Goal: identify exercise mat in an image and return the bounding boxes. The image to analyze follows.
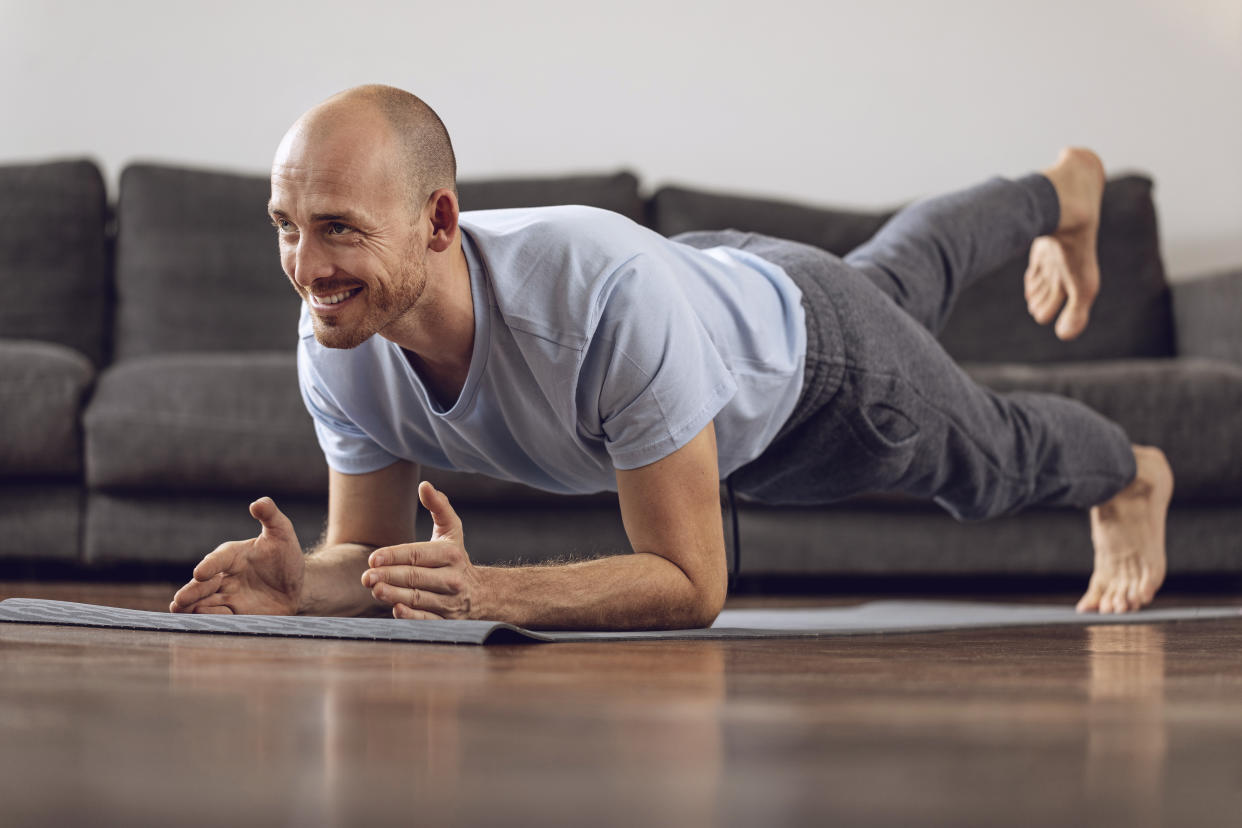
[1,597,1239,644]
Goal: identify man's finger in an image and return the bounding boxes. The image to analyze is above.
[365,563,461,594]
[368,541,457,569]
[393,602,444,621]
[418,481,463,541]
[171,572,225,611]
[250,496,295,543]
[371,582,452,616]
[192,541,247,582]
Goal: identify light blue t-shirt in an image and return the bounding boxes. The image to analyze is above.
[297,205,806,495]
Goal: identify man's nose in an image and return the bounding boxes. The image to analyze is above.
[292,236,334,286]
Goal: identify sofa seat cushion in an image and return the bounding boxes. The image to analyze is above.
[737,502,1242,575]
[0,340,94,478]
[84,353,326,495]
[965,358,1242,501]
[0,483,82,561]
[83,352,614,507]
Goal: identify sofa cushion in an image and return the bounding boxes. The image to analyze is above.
[1172,267,1242,366]
[85,492,329,566]
[0,484,82,561]
[738,502,1242,575]
[84,353,326,495]
[113,165,650,360]
[941,175,1175,363]
[0,159,109,365]
[113,164,295,360]
[654,175,1173,364]
[83,492,627,567]
[965,358,1242,501]
[651,184,895,256]
[0,340,94,478]
[458,171,646,225]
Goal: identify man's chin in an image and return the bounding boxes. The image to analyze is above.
[312,319,374,350]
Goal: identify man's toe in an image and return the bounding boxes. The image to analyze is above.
[1076,578,1105,613]
[1055,301,1090,340]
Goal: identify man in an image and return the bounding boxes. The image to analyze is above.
[170,85,1173,629]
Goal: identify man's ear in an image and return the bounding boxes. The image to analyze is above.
[424,188,460,253]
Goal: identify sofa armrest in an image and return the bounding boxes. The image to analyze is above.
[1171,267,1242,366]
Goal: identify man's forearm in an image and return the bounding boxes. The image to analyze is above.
[299,543,391,617]
[474,552,718,630]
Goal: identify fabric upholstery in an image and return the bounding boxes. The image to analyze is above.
[1172,268,1242,366]
[112,166,648,361]
[85,352,326,495]
[939,175,1175,362]
[113,163,295,359]
[651,183,895,256]
[738,502,1242,575]
[458,171,646,224]
[965,358,1242,501]
[84,491,630,567]
[653,175,1175,364]
[0,159,110,365]
[85,492,328,566]
[0,340,94,478]
[0,485,82,561]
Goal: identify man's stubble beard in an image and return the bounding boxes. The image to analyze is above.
[312,248,428,350]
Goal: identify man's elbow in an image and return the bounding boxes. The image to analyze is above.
[684,578,726,629]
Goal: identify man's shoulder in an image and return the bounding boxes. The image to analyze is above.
[459,205,664,270]
[461,206,674,338]
[459,204,639,237]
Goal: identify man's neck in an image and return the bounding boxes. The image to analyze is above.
[384,242,475,407]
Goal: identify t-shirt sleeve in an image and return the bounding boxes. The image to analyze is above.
[581,255,737,470]
[296,338,400,475]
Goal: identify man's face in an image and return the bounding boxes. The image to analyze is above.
[268,121,426,349]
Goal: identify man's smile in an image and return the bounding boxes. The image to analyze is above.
[310,286,364,311]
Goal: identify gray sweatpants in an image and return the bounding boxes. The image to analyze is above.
[675,174,1136,521]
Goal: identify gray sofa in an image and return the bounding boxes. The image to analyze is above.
[1,158,1238,582]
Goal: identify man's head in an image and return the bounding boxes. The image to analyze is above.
[268,85,459,349]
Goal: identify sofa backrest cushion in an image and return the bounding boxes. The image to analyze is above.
[113,165,648,359]
[459,171,646,225]
[938,175,1175,363]
[113,163,294,359]
[0,159,109,365]
[652,184,895,256]
[653,175,1174,363]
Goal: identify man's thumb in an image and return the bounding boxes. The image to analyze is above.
[250,496,294,540]
[418,481,462,538]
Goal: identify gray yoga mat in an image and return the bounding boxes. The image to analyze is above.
[0,597,1239,644]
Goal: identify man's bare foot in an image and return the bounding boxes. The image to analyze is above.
[1024,147,1106,341]
[1077,445,1174,614]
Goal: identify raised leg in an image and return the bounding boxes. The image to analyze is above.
[844,147,1106,340]
[843,173,1059,336]
[732,228,1167,612]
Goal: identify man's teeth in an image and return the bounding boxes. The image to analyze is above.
[315,288,359,305]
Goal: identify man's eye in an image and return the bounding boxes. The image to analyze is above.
[272,218,295,234]
[328,223,350,236]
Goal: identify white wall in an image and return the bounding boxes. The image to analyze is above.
[2,0,1238,280]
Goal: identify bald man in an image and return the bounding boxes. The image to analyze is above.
[170,85,1173,629]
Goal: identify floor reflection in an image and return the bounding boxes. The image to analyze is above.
[1085,624,1167,828]
[167,637,727,823]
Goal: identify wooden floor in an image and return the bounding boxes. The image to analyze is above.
[2,582,1240,827]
